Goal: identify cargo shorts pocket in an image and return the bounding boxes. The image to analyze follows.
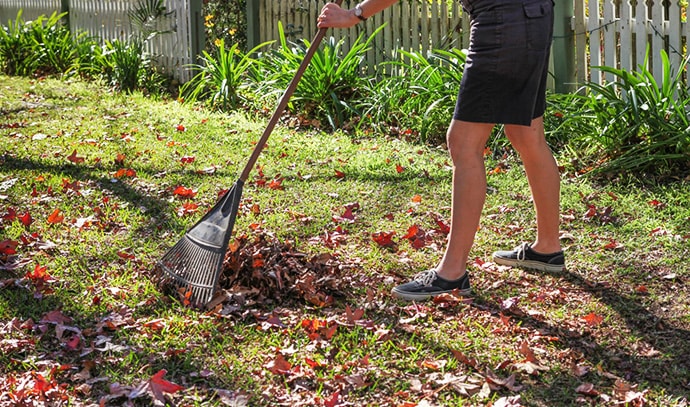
[522,1,553,50]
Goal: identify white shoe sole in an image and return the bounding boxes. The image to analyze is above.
[493,256,565,272]
[391,287,472,301]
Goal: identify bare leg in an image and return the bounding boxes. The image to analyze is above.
[435,120,494,281]
[504,116,561,254]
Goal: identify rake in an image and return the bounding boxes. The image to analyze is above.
[155,1,344,307]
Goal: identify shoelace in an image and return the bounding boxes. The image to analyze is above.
[413,269,437,287]
[516,242,530,261]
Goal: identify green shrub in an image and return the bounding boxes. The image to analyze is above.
[360,47,466,144]
[258,22,382,130]
[0,11,39,76]
[181,39,269,110]
[575,49,690,177]
[0,11,100,78]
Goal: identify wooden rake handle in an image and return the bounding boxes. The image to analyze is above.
[239,0,345,182]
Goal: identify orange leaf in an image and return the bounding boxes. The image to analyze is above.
[175,124,186,132]
[268,178,284,190]
[47,208,64,224]
[582,312,604,326]
[411,194,422,203]
[173,186,196,198]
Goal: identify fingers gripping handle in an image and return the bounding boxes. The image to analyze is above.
[239,0,345,183]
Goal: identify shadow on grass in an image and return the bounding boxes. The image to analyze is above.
[471,266,690,404]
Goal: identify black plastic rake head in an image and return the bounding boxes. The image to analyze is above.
[154,0,342,308]
[155,181,243,307]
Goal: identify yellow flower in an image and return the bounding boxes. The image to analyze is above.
[228,28,237,36]
[214,38,222,47]
[204,14,214,27]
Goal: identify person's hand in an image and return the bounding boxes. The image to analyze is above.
[317,3,359,28]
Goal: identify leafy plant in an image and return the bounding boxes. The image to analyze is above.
[101,38,148,92]
[360,47,466,143]
[29,12,80,75]
[0,11,39,76]
[181,39,270,110]
[576,49,690,177]
[259,22,383,129]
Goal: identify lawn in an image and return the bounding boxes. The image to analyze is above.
[1,75,689,406]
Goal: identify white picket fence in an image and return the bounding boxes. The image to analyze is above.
[258,0,688,88]
[0,0,194,82]
[1,1,687,87]
[574,0,689,86]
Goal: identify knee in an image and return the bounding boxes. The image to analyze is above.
[446,122,492,164]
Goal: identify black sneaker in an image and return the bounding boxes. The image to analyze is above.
[391,269,471,301]
[493,242,565,272]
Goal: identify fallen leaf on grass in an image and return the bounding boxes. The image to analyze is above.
[149,369,184,405]
[67,149,85,164]
[582,312,604,326]
[372,231,397,249]
[576,382,600,396]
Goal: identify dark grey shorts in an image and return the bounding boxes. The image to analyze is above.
[454,0,554,126]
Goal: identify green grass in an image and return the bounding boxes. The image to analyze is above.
[1,75,689,406]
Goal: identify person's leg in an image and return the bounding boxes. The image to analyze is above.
[391,119,493,300]
[435,120,494,279]
[503,116,561,254]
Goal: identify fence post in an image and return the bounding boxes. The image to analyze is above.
[246,0,260,51]
[189,0,205,64]
[60,0,70,29]
[552,0,575,93]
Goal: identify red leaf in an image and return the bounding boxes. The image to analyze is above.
[0,239,19,256]
[2,207,17,222]
[334,170,345,179]
[173,186,196,198]
[451,349,479,369]
[324,391,341,407]
[117,251,136,260]
[176,124,186,132]
[268,178,284,190]
[266,353,292,375]
[518,340,539,363]
[180,155,195,164]
[65,335,80,350]
[396,164,404,173]
[149,369,184,403]
[402,224,420,240]
[19,212,33,227]
[177,202,199,217]
[47,209,64,225]
[67,149,85,164]
[40,310,73,325]
[372,231,396,248]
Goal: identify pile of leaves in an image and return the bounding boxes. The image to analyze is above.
[209,232,357,313]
